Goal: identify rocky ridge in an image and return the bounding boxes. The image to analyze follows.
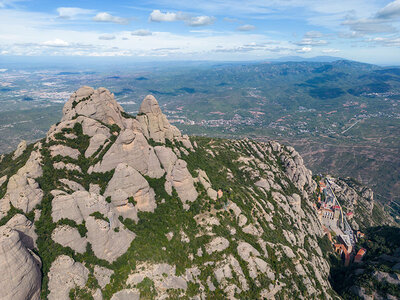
[328,177,395,230]
[0,86,337,299]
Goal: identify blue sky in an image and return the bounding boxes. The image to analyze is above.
[0,0,400,64]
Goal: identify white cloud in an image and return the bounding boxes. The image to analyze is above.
[149,9,214,26]
[42,38,69,47]
[149,10,184,22]
[294,38,328,46]
[99,34,116,40]
[342,18,397,34]
[223,17,239,23]
[237,24,255,31]
[296,47,312,53]
[376,0,400,19]
[304,31,323,38]
[0,0,24,8]
[93,12,129,25]
[322,48,340,53]
[186,16,215,26]
[131,29,152,36]
[57,7,94,19]
[367,36,400,47]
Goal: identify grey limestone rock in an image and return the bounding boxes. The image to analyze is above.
[104,163,156,214]
[1,149,43,217]
[12,140,27,160]
[86,216,135,262]
[50,144,80,160]
[48,255,89,300]
[137,95,182,143]
[6,213,37,249]
[111,289,140,300]
[94,265,114,288]
[0,226,41,300]
[62,86,125,128]
[51,225,87,254]
[92,129,164,178]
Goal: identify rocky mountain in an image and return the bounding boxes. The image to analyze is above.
[328,177,396,231]
[0,86,339,299]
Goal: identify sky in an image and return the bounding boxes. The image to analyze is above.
[0,0,400,64]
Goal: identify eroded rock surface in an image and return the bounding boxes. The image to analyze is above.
[52,225,87,254]
[0,226,41,300]
[104,163,156,213]
[1,149,43,217]
[62,86,125,128]
[137,95,182,143]
[48,255,89,300]
[12,140,27,160]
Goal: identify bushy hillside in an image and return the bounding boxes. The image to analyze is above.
[0,86,339,299]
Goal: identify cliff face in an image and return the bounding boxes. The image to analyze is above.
[328,177,395,231]
[0,87,336,299]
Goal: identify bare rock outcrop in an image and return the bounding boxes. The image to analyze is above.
[104,163,156,215]
[50,144,80,160]
[86,216,135,262]
[62,86,125,128]
[197,169,217,200]
[12,140,27,160]
[52,225,87,254]
[48,255,89,300]
[111,289,140,300]
[52,190,113,224]
[1,149,43,217]
[206,237,230,254]
[51,191,135,262]
[0,226,41,300]
[171,160,198,203]
[269,141,316,195]
[85,133,109,157]
[0,175,7,187]
[94,265,114,288]
[154,146,197,204]
[92,129,164,178]
[6,213,37,249]
[137,95,182,143]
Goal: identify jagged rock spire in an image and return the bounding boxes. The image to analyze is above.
[139,95,162,115]
[62,86,125,128]
[137,94,182,143]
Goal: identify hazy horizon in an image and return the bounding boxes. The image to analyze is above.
[1,0,400,64]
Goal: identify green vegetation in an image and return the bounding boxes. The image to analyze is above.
[329,226,400,299]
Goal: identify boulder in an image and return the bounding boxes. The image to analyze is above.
[92,129,164,178]
[62,86,125,128]
[6,213,37,249]
[86,216,135,263]
[104,163,156,213]
[48,255,89,300]
[0,226,41,300]
[94,265,114,288]
[111,289,140,300]
[12,140,27,160]
[50,144,80,160]
[52,225,87,254]
[136,95,182,143]
[85,133,109,158]
[170,159,198,203]
[2,150,43,215]
[52,191,113,224]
